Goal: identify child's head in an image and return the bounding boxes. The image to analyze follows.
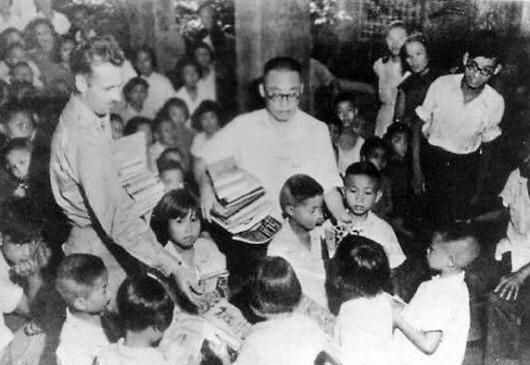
[385,20,408,57]
[279,174,324,230]
[10,62,33,84]
[191,100,224,136]
[123,116,153,147]
[427,225,481,273]
[157,147,184,169]
[150,189,200,248]
[330,235,390,302]
[344,162,382,217]
[25,18,56,52]
[123,76,149,107]
[250,256,302,317]
[152,117,177,147]
[55,253,110,313]
[383,122,410,158]
[327,119,342,146]
[3,138,32,181]
[110,113,124,139]
[133,46,157,76]
[463,30,503,90]
[158,97,189,126]
[54,35,75,64]
[158,159,185,192]
[193,42,214,70]
[333,93,361,132]
[177,58,201,88]
[8,80,37,104]
[360,137,388,171]
[0,28,25,56]
[116,274,174,345]
[401,33,429,74]
[0,198,41,266]
[5,42,27,67]
[0,103,35,139]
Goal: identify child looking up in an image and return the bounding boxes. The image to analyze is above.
[150,189,226,288]
[333,93,365,177]
[339,162,405,269]
[393,226,480,365]
[329,235,393,365]
[94,274,174,365]
[55,254,113,365]
[235,256,334,365]
[268,174,327,307]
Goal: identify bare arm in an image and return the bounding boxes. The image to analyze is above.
[394,310,443,355]
[324,188,351,224]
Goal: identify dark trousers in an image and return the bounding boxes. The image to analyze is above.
[421,140,480,225]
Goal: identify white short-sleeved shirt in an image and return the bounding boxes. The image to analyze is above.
[36,11,71,35]
[335,293,394,365]
[175,83,212,116]
[268,221,327,308]
[337,136,364,176]
[95,339,171,365]
[416,74,504,155]
[338,211,405,269]
[56,309,110,365]
[234,314,333,365]
[141,72,175,118]
[0,254,23,352]
[496,168,530,272]
[198,109,342,219]
[393,272,470,365]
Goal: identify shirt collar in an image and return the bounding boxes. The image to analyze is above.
[68,95,111,136]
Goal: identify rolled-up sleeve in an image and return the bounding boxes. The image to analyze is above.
[481,96,504,143]
[415,78,439,124]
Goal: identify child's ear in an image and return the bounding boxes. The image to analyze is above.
[462,52,469,67]
[285,205,295,217]
[375,190,383,203]
[493,63,503,76]
[299,83,304,95]
[258,83,265,99]
[74,74,89,94]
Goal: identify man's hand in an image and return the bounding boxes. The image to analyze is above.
[171,265,203,305]
[495,271,526,301]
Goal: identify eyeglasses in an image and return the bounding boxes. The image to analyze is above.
[263,88,301,103]
[465,60,495,77]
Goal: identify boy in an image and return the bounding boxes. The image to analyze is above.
[268,174,327,307]
[148,117,178,173]
[3,138,31,198]
[117,77,150,124]
[414,30,504,224]
[157,159,185,193]
[0,103,36,141]
[393,226,481,365]
[338,162,405,269]
[94,274,174,365]
[55,254,113,365]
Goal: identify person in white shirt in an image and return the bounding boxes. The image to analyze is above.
[393,226,480,365]
[34,0,71,35]
[414,31,505,224]
[133,47,175,118]
[94,274,174,365]
[338,162,406,269]
[268,174,327,308]
[118,77,150,125]
[175,58,212,116]
[55,254,112,365]
[329,235,394,365]
[235,256,336,365]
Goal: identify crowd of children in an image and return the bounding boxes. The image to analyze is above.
[0,3,528,365]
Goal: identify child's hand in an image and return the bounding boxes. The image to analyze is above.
[24,320,43,336]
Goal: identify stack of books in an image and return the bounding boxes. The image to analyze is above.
[207,157,281,244]
[112,132,165,218]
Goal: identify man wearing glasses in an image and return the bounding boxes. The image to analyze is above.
[413,31,504,225]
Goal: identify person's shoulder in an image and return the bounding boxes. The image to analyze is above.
[296,110,331,134]
[484,83,505,105]
[367,212,393,230]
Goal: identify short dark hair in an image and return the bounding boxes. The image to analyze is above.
[330,235,391,301]
[150,189,200,245]
[117,274,174,332]
[466,30,504,65]
[0,198,40,245]
[279,174,323,216]
[122,77,149,102]
[360,136,388,159]
[53,35,76,63]
[0,102,35,126]
[263,57,302,77]
[383,122,411,143]
[70,35,124,76]
[24,18,57,50]
[332,92,358,112]
[192,42,215,62]
[55,254,107,306]
[432,223,481,268]
[344,161,381,189]
[157,147,184,166]
[157,159,184,176]
[191,100,225,131]
[156,97,190,122]
[133,46,158,72]
[151,115,173,134]
[175,58,202,84]
[250,256,302,315]
[123,116,151,135]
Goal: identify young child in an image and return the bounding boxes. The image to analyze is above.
[268,174,327,308]
[156,147,185,171]
[94,274,174,365]
[360,137,393,218]
[3,138,32,198]
[150,189,226,288]
[332,93,365,176]
[55,254,113,365]
[329,235,393,365]
[190,100,223,159]
[235,256,334,365]
[0,104,36,141]
[0,43,43,88]
[118,77,150,125]
[109,114,124,140]
[158,159,185,193]
[393,226,480,365]
[148,117,178,173]
[123,116,153,150]
[174,58,209,115]
[373,20,408,137]
[133,47,175,118]
[338,162,405,269]
[9,62,34,85]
